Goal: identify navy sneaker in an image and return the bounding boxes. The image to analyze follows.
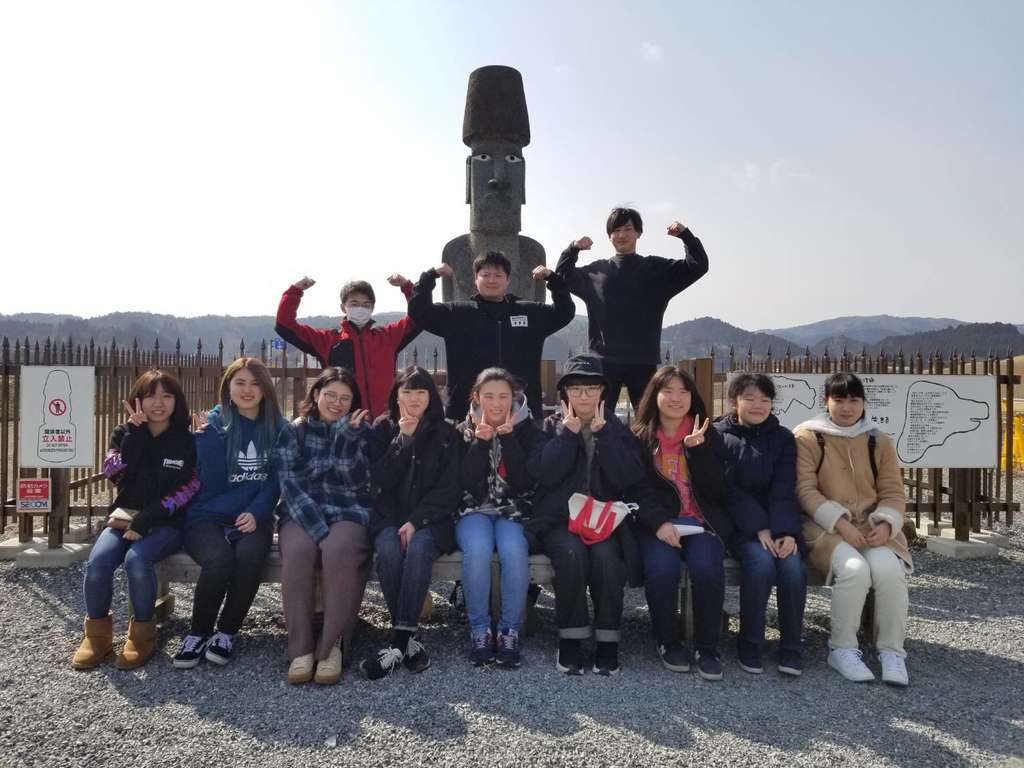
[495,630,521,669]
[173,634,209,669]
[657,642,692,673]
[737,638,763,674]
[470,629,495,666]
[204,632,234,666]
[778,649,803,677]
[593,641,621,676]
[403,636,431,673]
[556,639,584,676]
[695,650,724,681]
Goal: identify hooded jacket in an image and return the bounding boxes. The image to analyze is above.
[554,229,708,365]
[274,282,419,418]
[713,412,805,548]
[456,394,546,521]
[408,269,575,420]
[793,414,912,578]
[102,422,199,536]
[368,413,461,554]
[185,405,285,528]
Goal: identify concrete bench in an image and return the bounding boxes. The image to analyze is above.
[155,545,866,645]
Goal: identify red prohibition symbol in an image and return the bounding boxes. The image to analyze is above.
[48,399,67,416]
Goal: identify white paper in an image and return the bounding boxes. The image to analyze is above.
[673,523,705,537]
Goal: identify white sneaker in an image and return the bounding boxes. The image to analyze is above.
[879,650,909,687]
[828,648,875,682]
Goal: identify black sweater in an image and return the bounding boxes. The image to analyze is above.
[408,269,575,420]
[103,423,199,536]
[555,229,709,365]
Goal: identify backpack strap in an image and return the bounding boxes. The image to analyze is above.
[814,431,826,475]
[868,433,878,483]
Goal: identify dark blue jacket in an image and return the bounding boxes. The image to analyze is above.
[186,405,283,528]
[713,413,804,546]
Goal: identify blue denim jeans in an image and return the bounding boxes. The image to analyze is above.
[734,540,807,654]
[455,513,529,635]
[641,528,725,654]
[83,525,183,621]
[373,526,441,632]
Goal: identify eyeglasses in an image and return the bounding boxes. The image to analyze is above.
[319,391,352,405]
[566,385,603,397]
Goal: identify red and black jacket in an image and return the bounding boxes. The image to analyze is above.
[274,283,419,419]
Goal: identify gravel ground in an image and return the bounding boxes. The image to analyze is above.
[1,484,1023,767]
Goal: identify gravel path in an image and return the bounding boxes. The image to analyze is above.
[2,496,1023,767]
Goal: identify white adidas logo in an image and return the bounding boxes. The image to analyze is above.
[237,441,264,471]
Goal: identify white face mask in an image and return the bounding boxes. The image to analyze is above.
[346,306,373,327]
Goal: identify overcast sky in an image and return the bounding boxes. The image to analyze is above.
[1,1,1021,329]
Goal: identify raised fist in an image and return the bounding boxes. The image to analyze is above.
[292,277,316,291]
[666,222,687,237]
[573,236,593,251]
[434,264,454,279]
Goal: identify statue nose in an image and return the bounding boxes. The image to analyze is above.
[488,177,508,191]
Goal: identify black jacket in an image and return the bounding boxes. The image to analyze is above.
[408,269,575,420]
[713,413,805,548]
[104,423,199,536]
[368,415,460,553]
[555,229,708,365]
[526,412,653,587]
[456,399,546,520]
[628,425,737,548]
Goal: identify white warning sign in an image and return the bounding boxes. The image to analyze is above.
[19,366,96,469]
[737,373,997,469]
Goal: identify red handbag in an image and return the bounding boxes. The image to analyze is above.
[567,493,637,545]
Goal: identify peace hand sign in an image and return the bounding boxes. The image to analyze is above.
[398,403,419,437]
[590,401,607,432]
[495,405,515,436]
[191,410,209,433]
[683,415,710,448]
[348,409,369,429]
[561,401,582,434]
[123,399,148,427]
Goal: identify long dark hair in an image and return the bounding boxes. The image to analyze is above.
[127,369,190,430]
[631,365,708,450]
[301,367,361,420]
[387,366,445,425]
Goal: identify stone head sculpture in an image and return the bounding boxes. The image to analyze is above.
[443,65,545,302]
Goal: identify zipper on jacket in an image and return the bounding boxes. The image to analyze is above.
[354,327,372,416]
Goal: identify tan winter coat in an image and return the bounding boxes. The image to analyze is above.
[794,427,912,580]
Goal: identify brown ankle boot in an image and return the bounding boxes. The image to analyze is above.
[71,614,114,670]
[116,618,158,669]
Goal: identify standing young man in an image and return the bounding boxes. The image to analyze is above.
[274,275,419,419]
[556,208,709,413]
[409,251,574,421]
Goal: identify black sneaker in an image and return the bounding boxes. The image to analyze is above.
[204,632,234,666]
[172,634,209,669]
[657,642,692,673]
[495,630,521,669]
[736,638,763,674]
[556,639,584,676]
[359,647,404,680]
[470,630,495,667]
[593,641,621,676]
[778,649,803,677]
[403,636,431,673]
[695,650,724,681]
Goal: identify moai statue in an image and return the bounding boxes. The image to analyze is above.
[441,65,546,302]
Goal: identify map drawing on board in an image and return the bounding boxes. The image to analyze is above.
[896,380,990,464]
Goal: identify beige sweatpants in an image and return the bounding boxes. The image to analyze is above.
[829,542,909,656]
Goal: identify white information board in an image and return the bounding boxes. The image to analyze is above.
[762,374,997,468]
[18,366,96,469]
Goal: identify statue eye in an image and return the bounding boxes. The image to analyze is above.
[505,154,522,163]
[473,153,491,161]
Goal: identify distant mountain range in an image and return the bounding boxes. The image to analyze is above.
[1,312,1021,367]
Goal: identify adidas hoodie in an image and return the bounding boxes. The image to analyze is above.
[185,405,284,528]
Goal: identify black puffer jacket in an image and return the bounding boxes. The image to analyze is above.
[368,415,460,554]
